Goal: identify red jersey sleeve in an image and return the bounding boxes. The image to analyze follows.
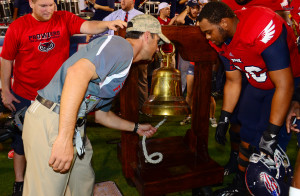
[61,11,85,35]
[235,7,283,54]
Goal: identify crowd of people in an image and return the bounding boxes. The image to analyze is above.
[0,0,299,195]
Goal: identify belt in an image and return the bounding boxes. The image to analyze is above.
[36,95,60,114]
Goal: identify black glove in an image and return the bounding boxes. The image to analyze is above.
[259,123,281,157]
[215,110,231,145]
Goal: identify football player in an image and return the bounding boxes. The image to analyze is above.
[198,2,300,195]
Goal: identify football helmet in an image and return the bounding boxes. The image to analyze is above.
[245,145,293,196]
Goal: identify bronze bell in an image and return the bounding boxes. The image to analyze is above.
[142,43,191,116]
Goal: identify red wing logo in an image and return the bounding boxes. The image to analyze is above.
[38,40,55,52]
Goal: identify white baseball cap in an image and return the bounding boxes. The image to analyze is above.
[158,2,170,13]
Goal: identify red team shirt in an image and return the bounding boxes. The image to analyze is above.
[221,0,289,11]
[210,7,300,90]
[1,11,85,100]
[157,16,171,25]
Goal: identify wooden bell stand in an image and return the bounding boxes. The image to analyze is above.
[117,26,223,196]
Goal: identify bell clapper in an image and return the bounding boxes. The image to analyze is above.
[142,116,167,164]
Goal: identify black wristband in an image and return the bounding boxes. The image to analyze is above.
[266,123,281,135]
[219,110,232,123]
[133,122,139,134]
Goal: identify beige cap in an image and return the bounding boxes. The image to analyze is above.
[126,14,170,44]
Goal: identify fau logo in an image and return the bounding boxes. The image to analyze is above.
[260,172,280,196]
[38,40,55,52]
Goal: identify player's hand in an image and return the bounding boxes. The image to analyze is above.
[215,110,231,145]
[136,124,157,138]
[259,131,277,157]
[107,20,127,31]
[286,101,300,133]
[1,90,20,112]
[48,135,74,173]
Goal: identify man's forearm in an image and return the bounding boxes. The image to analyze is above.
[222,80,241,113]
[176,9,188,25]
[269,85,294,126]
[80,21,110,34]
[269,68,294,126]
[0,59,13,92]
[95,110,135,131]
[58,59,97,139]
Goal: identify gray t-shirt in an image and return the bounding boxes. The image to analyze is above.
[38,35,133,117]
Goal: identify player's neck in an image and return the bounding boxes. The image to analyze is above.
[229,17,239,38]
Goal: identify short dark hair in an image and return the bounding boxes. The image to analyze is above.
[197,2,235,24]
[125,31,144,39]
[235,0,252,5]
[125,31,156,39]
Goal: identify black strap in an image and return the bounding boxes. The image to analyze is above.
[239,144,256,159]
[133,123,139,134]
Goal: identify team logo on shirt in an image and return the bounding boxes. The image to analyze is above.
[260,20,275,44]
[38,40,55,52]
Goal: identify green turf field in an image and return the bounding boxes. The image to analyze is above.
[0,99,298,195]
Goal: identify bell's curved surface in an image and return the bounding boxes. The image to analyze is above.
[142,43,190,116]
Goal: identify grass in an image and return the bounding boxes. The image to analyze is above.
[0,98,298,195]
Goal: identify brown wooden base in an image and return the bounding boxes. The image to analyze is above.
[119,136,223,196]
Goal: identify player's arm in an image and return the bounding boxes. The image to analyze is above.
[269,68,294,126]
[263,25,294,127]
[0,58,20,111]
[48,58,98,173]
[80,20,126,34]
[259,25,294,156]
[215,56,242,145]
[222,70,242,113]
